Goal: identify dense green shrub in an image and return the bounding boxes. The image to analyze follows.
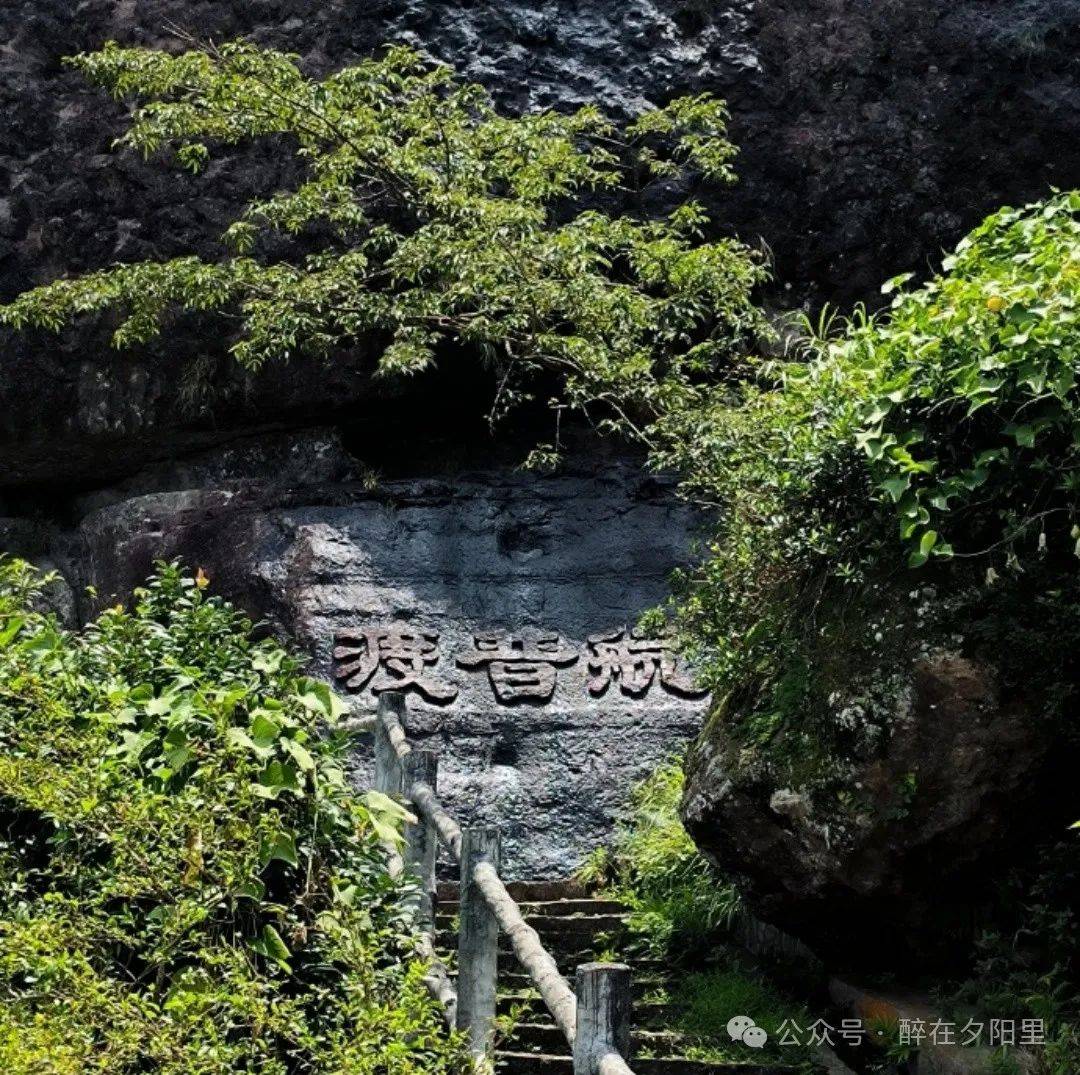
[831,191,1080,567]
[649,192,1080,764]
[651,195,1080,1072]
[0,560,467,1074]
[586,760,739,960]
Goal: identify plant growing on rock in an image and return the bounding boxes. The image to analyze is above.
[654,192,1080,757]
[0,37,766,445]
[596,760,739,959]
[661,193,1080,1003]
[0,558,468,1073]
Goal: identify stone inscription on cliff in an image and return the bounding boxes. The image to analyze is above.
[333,626,707,705]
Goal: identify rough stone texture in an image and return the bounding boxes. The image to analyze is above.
[57,455,710,879]
[1,0,1078,921]
[681,651,1050,970]
[2,0,1079,486]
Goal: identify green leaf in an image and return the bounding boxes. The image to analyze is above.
[1008,423,1036,448]
[250,712,281,748]
[282,737,315,772]
[362,789,414,822]
[236,878,266,901]
[258,759,301,795]
[298,681,349,723]
[145,693,172,717]
[261,832,298,868]
[226,727,260,753]
[0,616,25,648]
[252,648,285,675]
[881,272,914,295]
[880,476,911,502]
[362,789,416,846]
[250,924,292,969]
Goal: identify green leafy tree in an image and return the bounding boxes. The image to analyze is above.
[0,38,765,445]
[0,559,468,1074]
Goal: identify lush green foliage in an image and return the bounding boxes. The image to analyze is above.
[650,193,1080,745]
[0,560,466,1074]
[835,192,1080,567]
[584,764,812,1068]
[662,966,813,1068]
[2,35,1077,1062]
[0,39,765,441]
[586,760,739,960]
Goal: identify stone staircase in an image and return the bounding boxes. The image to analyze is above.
[435,880,804,1075]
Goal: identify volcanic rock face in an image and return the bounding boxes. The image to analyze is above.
[681,651,1051,969]
[2,0,1079,484]
[53,443,710,879]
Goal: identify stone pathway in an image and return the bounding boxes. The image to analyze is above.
[435,880,809,1075]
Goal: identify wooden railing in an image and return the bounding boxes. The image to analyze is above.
[372,692,636,1075]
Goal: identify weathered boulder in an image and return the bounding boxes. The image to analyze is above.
[682,648,1058,970]
[2,0,1078,487]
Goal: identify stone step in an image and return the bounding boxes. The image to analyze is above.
[499,971,667,997]
[437,948,659,978]
[438,897,628,918]
[438,880,589,903]
[497,994,671,1025]
[506,1022,684,1055]
[436,930,625,959]
[436,912,628,936]
[488,949,594,974]
[495,1052,802,1075]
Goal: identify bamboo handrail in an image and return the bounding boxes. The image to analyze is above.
[472,858,578,1045]
[410,776,464,863]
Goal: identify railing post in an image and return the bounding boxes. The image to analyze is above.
[402,748,438,929]
[573,963,632,1075]
[457,826,501,1062]
[374,691,406,795]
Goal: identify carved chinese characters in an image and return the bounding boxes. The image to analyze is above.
[457,631,577,703]
[332,625,708,704]
[333,627,459,703]
[586,628,708,699]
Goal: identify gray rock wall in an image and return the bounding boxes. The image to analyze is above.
[59,451,709,879]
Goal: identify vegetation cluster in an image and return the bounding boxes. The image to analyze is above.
[0,560,467,1074]
[0,35,1078,1074]
[579,761,817,1070]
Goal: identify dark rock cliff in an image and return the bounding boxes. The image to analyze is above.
[2,0,1079,488]
[1,0,1079,904]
